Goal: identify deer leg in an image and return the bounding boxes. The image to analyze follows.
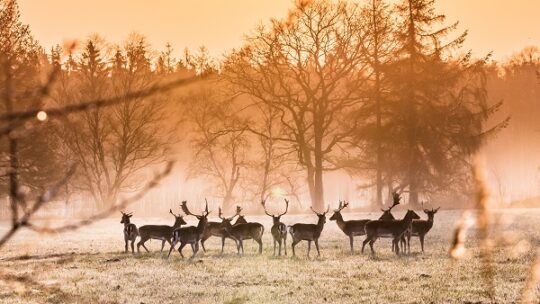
[221,237,226,255]
[167,240,177,258]
[284,234,287,256]
[136,238,144,253]
[178,242,186,259]
[160,240,166,252]
[124,239,128,253]
[349,235,354,254]
[256,238,263,254]
[191,241,199,259]
[361,237,369,254]
[240,240,245,255]
[131,239,135,253]
[277,239,282,256]
[291,239,300,257]
[201,237,207,252]
[307,240,312,258]
[394,239,400,256]
[369,239,376,255]
[314,239,321,257]
[407,234,411,254]
[420,235,425,253]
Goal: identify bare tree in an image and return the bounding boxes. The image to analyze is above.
[223,0,369,210]
[53,35,173,209]
[186,87,249,210]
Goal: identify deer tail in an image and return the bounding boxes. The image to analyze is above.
[287,225,294,236]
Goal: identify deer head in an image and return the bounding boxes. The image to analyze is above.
[170,209,187,228]
[330,200,348,221]
[261,199,289,224]
[120,211,132,224]
[234,206,248,225]
[422,201,440,221]
[311,205,329,224]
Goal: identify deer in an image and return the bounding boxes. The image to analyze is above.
[361,208,420,256]
[201,206,246,254]
[379,192,401,252]
[219,206,265,255]
[329,201,370,254]
[288,206,329,258]
[401,203,440,254]
[137,209,186,253]
[167,201,211,259]
[261,199,289,256]
[120,211,138,254]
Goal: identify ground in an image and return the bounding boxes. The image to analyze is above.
[0,209,539,303]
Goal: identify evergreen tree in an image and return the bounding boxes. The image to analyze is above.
[385,0,507,206]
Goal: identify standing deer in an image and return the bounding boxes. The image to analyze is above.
[289,206,329,258]
[167,201,211,259]
[201,206,245,254]
[120,211,138,254]
[361,209,420,255]
[401,204,440,253]
[261,199,289,256]
[220,206,265,255]
[137,209,186,253]
[329,201,370,254]
[379,192,401,252]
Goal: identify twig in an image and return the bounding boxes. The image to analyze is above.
[0,76,204,123]
[0,165,77,249]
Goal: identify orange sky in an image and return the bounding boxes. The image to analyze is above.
[18,0,540,61]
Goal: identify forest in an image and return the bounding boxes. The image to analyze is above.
[3,0,538,219]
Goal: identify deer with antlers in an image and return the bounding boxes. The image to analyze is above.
[167,201,211,259]
[120,211,138,254]
[201,206,246,254]
[289,206,329,258]
[361,194,420,256]
[261,199,289,256]
[137,209,186,253]
[401,203,440,254]
[219,206,264,255]
[329,201,370,254]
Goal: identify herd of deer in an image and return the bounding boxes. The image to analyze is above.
[119,193,440,259]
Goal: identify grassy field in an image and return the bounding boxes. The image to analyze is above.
[0,209,539,303]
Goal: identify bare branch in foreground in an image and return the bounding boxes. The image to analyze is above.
[25,161,174,234]
[0,76,204,123]
[0,164,77,249]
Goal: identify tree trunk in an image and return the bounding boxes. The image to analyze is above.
[408,178,420,208]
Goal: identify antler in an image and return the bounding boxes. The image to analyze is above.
[180,200,197,217]
[336,201,349,212]
[261,200,273,217]
[218,206,237,221]
[170,209,181,217]
[121,211,132,216]
[204,199,210,215]
[311,205,329,215]
[278,199,289,217]
[383,192,400,211]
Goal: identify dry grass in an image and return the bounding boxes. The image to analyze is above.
[0,209,539,304]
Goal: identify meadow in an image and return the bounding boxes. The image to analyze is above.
[0,209,539,304]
